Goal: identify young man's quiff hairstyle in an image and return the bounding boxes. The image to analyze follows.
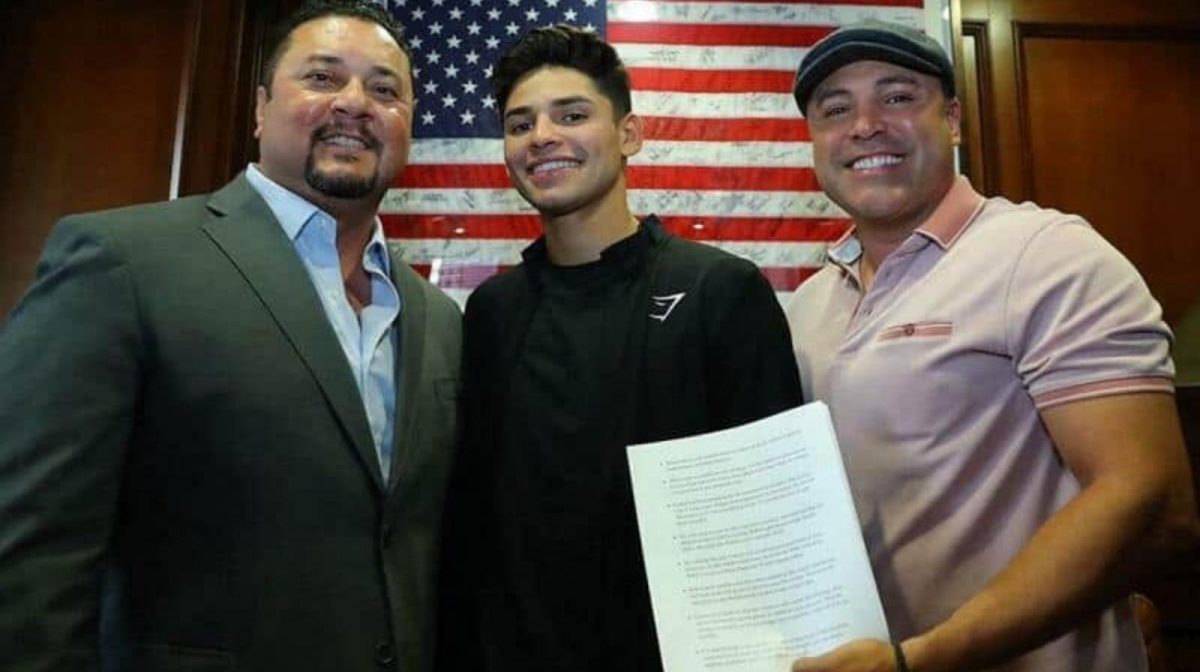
[491,24,632,120]
[260,0,414,95]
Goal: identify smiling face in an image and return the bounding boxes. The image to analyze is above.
[501,66,642,221]
[806,59,960,233]
[254,16,413,207]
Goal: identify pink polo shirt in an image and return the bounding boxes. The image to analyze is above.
[785,176,1173,671]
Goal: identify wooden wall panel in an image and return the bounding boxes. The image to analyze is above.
[0,0,293,318]
[0,0,192,316]
[958,0,1200,326]
[1017,28,1200,324]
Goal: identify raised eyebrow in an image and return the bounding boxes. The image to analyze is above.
[876,74,921,89]
[303,54,401,81]
[811,86,851,108]
[503,105,534,122]
[549,95,594,109]
[503,96,594,122]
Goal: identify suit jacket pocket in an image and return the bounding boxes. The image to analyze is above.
[136,644,233,672]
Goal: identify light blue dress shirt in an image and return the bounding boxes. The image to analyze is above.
[245,164,400,479]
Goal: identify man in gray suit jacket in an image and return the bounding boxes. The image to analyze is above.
[0,2,460,670]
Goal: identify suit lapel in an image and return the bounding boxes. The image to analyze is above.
[200,175,384,491]
[386,246,428,492]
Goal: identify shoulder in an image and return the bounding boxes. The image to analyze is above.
[968,196,1096,249]
[466,264,528,306]
[655,235,762,285]
[786,265,841,309]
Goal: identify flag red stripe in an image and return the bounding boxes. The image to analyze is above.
[609,23,835,47]
[383,214,849,242]
[408,262,820,291]
[628,68,796,93]
[642,116,810,141]
[395,164,822,191]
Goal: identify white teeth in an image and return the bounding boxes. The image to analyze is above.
[852,154,902,170]
[531,159,577,174]
[323,135,368,149]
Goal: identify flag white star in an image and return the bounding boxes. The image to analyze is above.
[409,35,423,49]
[460,110,476,125]
[583,23,596,32]
[423,81,439,93]
[431,0,444,6]
[467,22,482,35]
[426,50,441,64]
[505,22,520,35]
[507,0,521,6]
[445,64,460,78]
[463,80,478,94]
[421,110,435,125]
[583,0,597,6]
[411,8,425,20]
[563,9,577,21]
[449,7,464,20]
[525,8,539,21]
[544,0,559,6]
[470,0,483,5]
[429,22,443,35]
[447,35,462,48]
[482,95,496,109]
[465,50,481,64]
[487,8,501,20]
[484,65,494,78]
[441,93,458,108]
[485,36,501,49]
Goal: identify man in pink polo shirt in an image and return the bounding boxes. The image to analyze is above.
[785,20,1200,672]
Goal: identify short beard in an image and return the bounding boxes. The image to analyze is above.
[305,153,379,199]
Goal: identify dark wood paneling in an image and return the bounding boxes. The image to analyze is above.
[958,1,1200,326]
[0,0,296,318]
[958,21,997,194]
[0,0,192,315]
[1015,25,1200,324]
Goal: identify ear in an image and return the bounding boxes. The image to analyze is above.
[254,85,269,140]
[945,96,962,146]
[619,112,644,159]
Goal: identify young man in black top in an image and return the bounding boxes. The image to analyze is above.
[437,25,802,672]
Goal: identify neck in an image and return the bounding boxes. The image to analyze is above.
[542,184,639,266]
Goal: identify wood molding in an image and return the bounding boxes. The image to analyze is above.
[959,20,997,194]
[1011,21,1200,202]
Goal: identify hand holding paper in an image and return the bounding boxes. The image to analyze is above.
[627,402,888,672]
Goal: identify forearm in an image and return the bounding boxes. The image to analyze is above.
[905,438,1199,670]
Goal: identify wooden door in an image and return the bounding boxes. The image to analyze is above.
[0,0,289,318]
[956,0,1200,326]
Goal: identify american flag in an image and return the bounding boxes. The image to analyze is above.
[378,0,937,306]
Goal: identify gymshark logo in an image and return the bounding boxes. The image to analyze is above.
[649,292,686,322]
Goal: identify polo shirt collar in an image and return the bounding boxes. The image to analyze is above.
[913,176,987,250]
[824,175,986,269]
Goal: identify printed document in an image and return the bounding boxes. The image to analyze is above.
[627,402,888,671]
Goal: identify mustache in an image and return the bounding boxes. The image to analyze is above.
[311,125,381,151]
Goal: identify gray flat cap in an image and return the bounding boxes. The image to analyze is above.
[793,19,955,116]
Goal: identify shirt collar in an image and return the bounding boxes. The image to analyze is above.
[244,164,392,275]
[824,176,986,269]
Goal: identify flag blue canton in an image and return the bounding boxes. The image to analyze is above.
[385,0,607,138]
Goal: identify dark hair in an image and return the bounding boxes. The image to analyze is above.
[260,0,413,93]
[491,24,632,119]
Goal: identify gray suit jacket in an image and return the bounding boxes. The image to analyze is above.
[0,175,461,672]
